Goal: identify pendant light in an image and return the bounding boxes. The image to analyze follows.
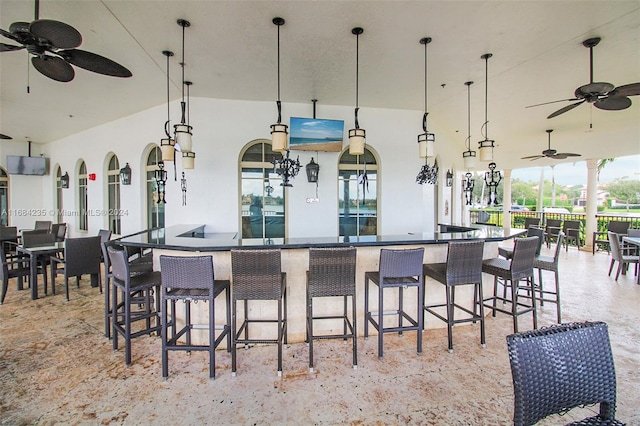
[174,19,193,157]
[348,27,365,155]
[270,17,288,153]
[417,37,434,158]
[478,53,494,162]
[462,81,477,169]
[160,50,175,162]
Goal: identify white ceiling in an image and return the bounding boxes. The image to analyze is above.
[1,0,639,171]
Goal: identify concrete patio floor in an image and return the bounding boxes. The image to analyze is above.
[1,244,639,425]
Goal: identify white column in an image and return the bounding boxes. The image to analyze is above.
[503,169,512,232]
[585,159,599,252]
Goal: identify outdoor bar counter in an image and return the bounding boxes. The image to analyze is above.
[117,224,525,343]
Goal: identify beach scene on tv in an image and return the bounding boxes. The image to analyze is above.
[289,117,344,151]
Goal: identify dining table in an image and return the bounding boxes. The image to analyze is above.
[16,242,64,300]
[621,235,640,284]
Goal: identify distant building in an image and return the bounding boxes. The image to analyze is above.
[577,186,608,207]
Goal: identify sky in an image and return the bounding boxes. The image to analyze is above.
[511,154,640,187]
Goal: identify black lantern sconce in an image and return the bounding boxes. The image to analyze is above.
[463,172,475,206]
[60,172,70,189]
[119,163,131,185]
[446,170,453,187]
[484,162,502,206]
[306,157,319,183]
[155,161,167,204]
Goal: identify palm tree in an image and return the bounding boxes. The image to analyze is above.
[597,158,614,181]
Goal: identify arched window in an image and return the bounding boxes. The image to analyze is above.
[338,147,378,236]
[55,166,63,224]
[146,147,164,229]
[78,161,88,231]
[107,154,121,235]
[239,140,285,239]
[0,168,8,226]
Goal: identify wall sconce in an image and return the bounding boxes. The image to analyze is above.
[446,169,453,187]
[306,157,319,183]
[60,172,69,189]
[463,172,475,206]
[155,161,167,203]
[119,163,131,185]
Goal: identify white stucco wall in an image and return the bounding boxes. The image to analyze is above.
[2,96,467,237]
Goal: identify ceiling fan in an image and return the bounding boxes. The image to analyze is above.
[521,129,581,161]
[0,0,131,82]
[527,37,640,119]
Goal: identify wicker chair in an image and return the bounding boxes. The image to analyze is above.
[593,221,630,255]
[107,245,161,366]
[22,231,56,293]
[563,220,582,251]
[423,240,485,352]
[51,223,67,242]
[482,236,539,333]
[608,231,639,281]
[230,249,287,377]
[532,232,564,324]
[50,236,102,301]
[507,321,624,426]
[523,217,540,230]
[364,247,425,358]
[499,227,544,260]
[545,219,562,248]
[306,247,357,372]
[0,242,30,305]
[159,255,231,379]
[34,220,52,232]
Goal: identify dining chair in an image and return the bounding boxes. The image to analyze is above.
[522,217,540,230]
[544,219,562,248]
[593,220,630,255]
[364,247,425,358]
[306,247,357,372]
[50,236,102,301]
[159,254,231,379]
[562,219,582,251]
[34,221,52,232]
[22,231,56,294]
[0,242,30,305]
[608,231,639,281]
[51,223,67,242]
[507,321,624,426]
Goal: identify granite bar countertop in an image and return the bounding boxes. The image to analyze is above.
[116,224,525,252]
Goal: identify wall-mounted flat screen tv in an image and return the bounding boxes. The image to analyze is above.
[6,155,49,175]
[289,117,344,152]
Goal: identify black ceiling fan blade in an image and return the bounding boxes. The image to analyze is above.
[595,96,632,111]
[525,98,579,108]
[0,42,24,52]
[59,49,132,77]
[0,133,13,140]
[1,27,24,43]
[613,82,640,97]
[31,55,74,82]
[547,100,585,119]
[29,19,81,49]
[521,154,544,160]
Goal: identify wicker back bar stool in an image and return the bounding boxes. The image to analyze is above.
[482,236,539,333]
[306,247,357,372]
[230,249,287,377]
[50,236,102,301]
[423,240,485,352]
[159,255,231,379]
[364,247,425,358]
[498,226,544,260]
[533,232,564,324]
[507,321,623,426]
[107,245,161,366]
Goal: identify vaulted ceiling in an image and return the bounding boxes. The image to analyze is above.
[1,0,639,170]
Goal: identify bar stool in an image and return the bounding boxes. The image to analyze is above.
[482,236,539,333]
[533,232,564,324]
[159,255,231,379]
[306,247,357,372]
[230,249,287,377]
[107,245,161,366]
[423,240,485,352]
[364,247,424,358]
[498,227,544,260]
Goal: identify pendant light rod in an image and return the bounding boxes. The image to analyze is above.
[466,81,473,149]
[162,50,173,137]
[312,99,317,119]
[352,27,363,128]
[185,81,192,125]
[481,53,492,139]
[273,17,285,123]
[177,19,190,125]
[420,37,431,131]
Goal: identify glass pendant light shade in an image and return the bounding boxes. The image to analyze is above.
[271,123,288,152]
[348,128,366,155]
[463,150,477,169]
[160,138,175,161]
[418,132,435,158]
[174,123,192,152]
[182,151,195,169]
[478,139,494,161]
